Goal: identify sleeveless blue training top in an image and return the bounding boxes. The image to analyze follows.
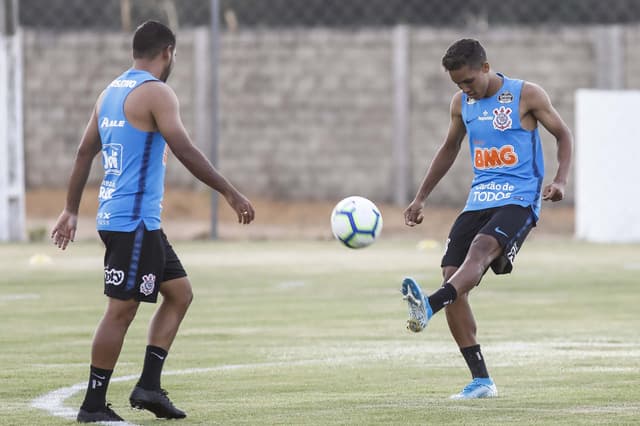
[461,73,544,220]
[96,69,168,231]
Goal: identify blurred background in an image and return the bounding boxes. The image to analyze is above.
[3,0,640,241]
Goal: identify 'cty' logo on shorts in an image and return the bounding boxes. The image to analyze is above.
[139,274,156,296]
[104,267,125,286]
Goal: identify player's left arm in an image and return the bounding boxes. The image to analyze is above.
[150,83,255,224]
[523,82,573,202]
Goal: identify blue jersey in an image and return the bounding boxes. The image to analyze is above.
[96,69,168,231]
[461,74,544,220]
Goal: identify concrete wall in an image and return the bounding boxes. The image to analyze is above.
[22,25,639,204]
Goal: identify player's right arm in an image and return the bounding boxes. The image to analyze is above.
[404,92,466,226]
[51,100,103,249]
[149,83,255,224]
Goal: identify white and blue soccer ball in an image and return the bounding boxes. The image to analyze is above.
[330,196,383,249]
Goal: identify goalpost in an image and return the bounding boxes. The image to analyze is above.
[0,0,25,242]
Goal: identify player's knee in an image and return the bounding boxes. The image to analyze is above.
[170,290,192,311]
[161,278,193,310]
[442,266,457,281]
[182,286,194,308]
[105,300,139,326]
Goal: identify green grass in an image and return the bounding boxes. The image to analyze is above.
[1,238,639,425]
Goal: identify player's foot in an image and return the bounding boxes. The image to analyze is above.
[129,386,186,419]
[449,377,498,399]
[76,403,124,423]
[401,277,433,332]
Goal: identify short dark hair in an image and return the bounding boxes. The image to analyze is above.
[132,20,176,59]
[441,39,487,71]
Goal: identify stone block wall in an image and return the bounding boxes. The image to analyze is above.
[22,25,640,205]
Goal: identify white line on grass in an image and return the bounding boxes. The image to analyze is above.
[30,356,370,425]
[274,280,306,290]
[30,341,640,424]
[0,293,40,301]
[31,374,139,426]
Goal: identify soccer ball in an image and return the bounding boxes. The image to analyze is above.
[330,196,383,249]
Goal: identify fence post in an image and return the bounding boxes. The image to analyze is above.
[391,24,410,206]
[0,0,25,242]
[209,0,220,239]
[593,25,624,89]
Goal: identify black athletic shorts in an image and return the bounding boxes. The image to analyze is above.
[99,223,187,303]
[441,204,536,275]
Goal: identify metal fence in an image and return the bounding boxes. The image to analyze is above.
[18,0,640,30]
[15,0,640,207]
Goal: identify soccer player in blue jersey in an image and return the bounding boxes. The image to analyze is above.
[401,39,572,399]
[51,21,255,422]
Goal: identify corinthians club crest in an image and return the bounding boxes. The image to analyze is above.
[492,106,512,131]
[139,273,156,296]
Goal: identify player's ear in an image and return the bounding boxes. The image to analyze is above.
[163,45,174,59]
[481,62,490,73]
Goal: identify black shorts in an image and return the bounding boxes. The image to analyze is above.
[99,224,187,303]
[441,204,535,275]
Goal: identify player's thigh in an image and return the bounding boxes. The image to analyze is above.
[479,204,535,274]
[104,296,140,324]
[465,233,503,264]
[441,209,493,269]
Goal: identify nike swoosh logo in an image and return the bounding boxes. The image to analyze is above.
[494,227,508,238]
[91,373,106,380]
[151,352,165,360]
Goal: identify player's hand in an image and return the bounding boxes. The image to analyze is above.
[226,192,255,224]
[542,181,566,202]
[50,210,78,250]
[403,200,424,227]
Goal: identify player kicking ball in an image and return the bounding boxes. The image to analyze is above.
[401,39,572,399]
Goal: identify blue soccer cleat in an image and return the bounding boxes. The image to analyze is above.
[449,377,498,399]
[401,277,433,332]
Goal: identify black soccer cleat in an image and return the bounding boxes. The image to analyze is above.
[76,403,124,423]
[129,385,186,419]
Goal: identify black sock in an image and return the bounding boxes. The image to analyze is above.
[460,344,489,379]
[137,345,168,390]
[80,366,113,411]
[427,282,457,314]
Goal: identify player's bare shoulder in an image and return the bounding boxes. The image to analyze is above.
[124,80,177,131]
[129,80,175,106]
[519,81,554,128]
[450,90,464,116]
[521,81,552,111]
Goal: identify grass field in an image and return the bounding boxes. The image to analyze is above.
[1,238,639,425]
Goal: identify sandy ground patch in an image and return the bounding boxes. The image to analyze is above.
[26,187,575,241]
